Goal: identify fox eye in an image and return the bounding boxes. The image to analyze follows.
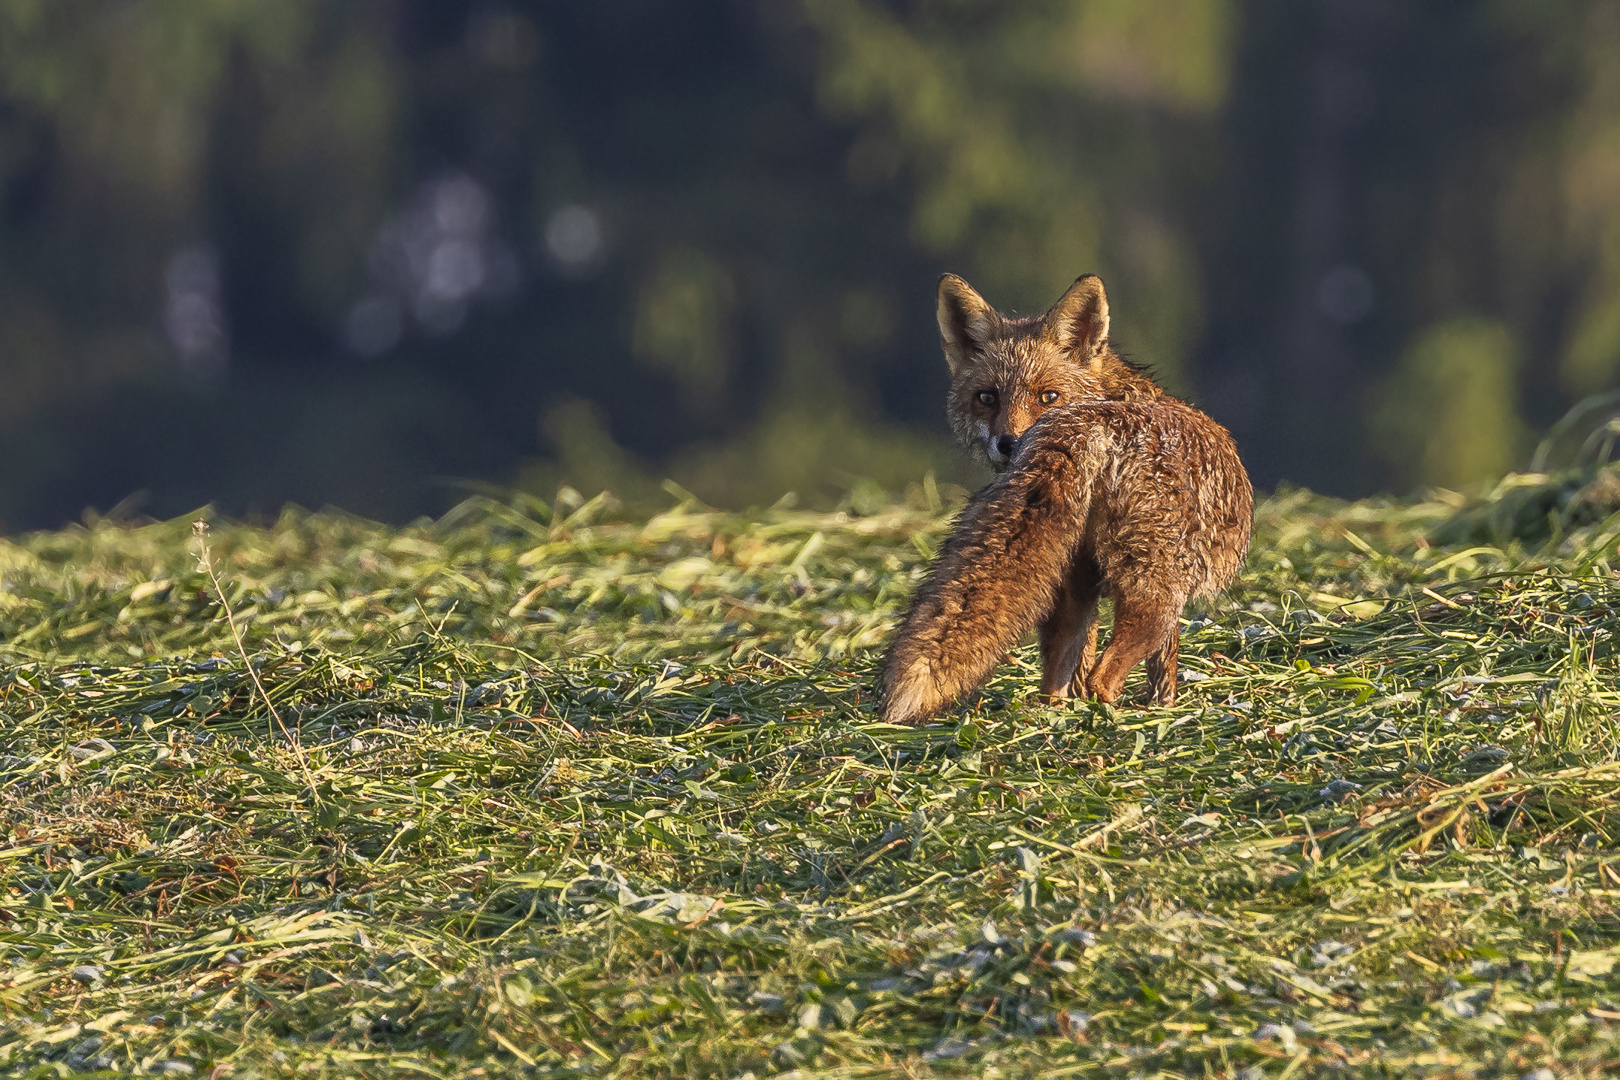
[977,390,997,407]
[1040,390,1061,406]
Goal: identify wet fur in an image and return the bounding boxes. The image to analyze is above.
[882,395,1252,723]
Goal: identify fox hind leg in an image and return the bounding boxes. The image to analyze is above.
[1144,620,1181,705]
[1085,592,1179,705]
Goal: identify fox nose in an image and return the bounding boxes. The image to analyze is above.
[995,434,1017,460]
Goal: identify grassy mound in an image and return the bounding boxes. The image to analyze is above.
[3,484,1620,1077]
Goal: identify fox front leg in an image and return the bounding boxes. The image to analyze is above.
[1059,563,1104,701]
[1037,583,1086,702]
[1064,618,1101,700]
[1038,564,1103,704]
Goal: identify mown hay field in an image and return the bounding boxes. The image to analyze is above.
[3,477,1620,1078]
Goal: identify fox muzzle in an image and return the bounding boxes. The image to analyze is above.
[985,431,1020,468]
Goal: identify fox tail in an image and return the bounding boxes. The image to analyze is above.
[880,436,1096,723]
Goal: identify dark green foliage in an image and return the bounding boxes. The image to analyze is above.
[7,2,1620,522]
[1431,465,1620,547]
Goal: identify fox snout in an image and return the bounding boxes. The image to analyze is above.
[988,432,1018,464]
[983,402,1040,470]
[983,428,1024,469]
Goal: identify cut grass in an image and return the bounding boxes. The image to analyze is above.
[2,483,1620,1077]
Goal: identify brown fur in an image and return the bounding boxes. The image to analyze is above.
[881,399,1253,724]
[938,273,1162,471]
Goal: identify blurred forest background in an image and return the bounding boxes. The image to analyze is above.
[3,0,1620,529]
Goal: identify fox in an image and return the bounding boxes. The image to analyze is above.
[880,276,1252,724]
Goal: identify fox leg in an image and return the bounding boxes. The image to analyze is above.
[1144,621,1181,705]
[1059,564,1104,700]
[1037,578,1089,701]
[1085,592,1179,705]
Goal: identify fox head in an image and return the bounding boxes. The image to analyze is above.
[937,273,1158,471]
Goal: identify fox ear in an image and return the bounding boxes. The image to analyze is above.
[1043,275,1110,365]
[937,274,1000,376]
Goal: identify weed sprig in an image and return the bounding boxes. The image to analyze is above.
[192,519,319,801]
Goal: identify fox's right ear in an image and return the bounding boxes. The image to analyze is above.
[1043,274,1110,366]
[937,274,1000,376]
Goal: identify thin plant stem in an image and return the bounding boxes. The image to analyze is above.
[194,519,320,802]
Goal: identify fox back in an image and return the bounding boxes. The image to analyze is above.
[1040,401,1251,606]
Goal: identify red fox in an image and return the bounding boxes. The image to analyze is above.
[880,276,1252,723]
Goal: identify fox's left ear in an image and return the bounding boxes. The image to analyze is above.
[1042,275,1110,366]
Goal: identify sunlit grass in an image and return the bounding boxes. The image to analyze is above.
[2,482,1620,1077]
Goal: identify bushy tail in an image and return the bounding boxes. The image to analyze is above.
[880,439,1097,723]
